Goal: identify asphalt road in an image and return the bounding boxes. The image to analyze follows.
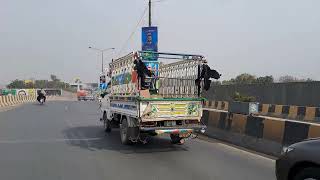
[0,101,276,180]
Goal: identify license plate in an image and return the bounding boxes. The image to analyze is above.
[164,121,176,127]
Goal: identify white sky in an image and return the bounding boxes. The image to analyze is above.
[0,0,319,84]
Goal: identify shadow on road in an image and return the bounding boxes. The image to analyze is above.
[62,125,189,154]
[32,103,48,106]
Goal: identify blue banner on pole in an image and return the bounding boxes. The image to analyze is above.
[142,26,158,52]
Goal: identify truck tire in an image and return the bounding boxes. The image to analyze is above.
[103,112,111,132]
[120,117,131,145]
[170,134,184,145]
[293,167,320,180]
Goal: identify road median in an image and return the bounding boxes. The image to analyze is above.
[202,108,320,157]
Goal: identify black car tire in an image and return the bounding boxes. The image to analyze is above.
[294,167,320,180]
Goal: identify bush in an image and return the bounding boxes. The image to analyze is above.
[232,92,256,102]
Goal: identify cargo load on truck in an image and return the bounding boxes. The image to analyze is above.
[100,51,220,145]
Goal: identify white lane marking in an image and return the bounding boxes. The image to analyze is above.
[215,142,275,162]
[0,137,103,144]
[196,136,275,162]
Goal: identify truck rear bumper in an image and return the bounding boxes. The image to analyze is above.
[140,125,206,135]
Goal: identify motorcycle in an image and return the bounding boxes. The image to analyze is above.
[39,97,45,105]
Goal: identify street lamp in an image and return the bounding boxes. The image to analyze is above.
[88,46,115,72]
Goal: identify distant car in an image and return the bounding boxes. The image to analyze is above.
[276,138,320,180]
[77,89,95,101]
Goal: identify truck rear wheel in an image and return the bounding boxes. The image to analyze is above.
[120,117,131,145]
[103,112,111,132]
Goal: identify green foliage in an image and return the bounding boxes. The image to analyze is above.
[232,92,256,102]
[256,75,274,84]
[278,75,314,83]
[234,73,256,84]
[7,79,25,89]
[35,80,48,88]
[50,74,59,82]
[222,74,274,85]
[212,81,222,85]
[6,75,70,89]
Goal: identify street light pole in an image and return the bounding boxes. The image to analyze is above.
[88,47,115,73]
[149,0,152,27]
[101,51,104,73]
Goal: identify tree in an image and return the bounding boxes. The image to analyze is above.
[279,75,299,83]
[234,73,256,84]
[306,78,314,82]
[279,76,315,83]
[7,79,25,89]
[35,80,48,88]
[50,74,60,82]
[213,81,222,85]
[222,79,235,85]
[256,76,274,84]
[6,75,70,89]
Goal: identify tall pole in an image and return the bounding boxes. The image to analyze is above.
[89,47,115,73]
[101,51,104,73]
[149,0,152,27]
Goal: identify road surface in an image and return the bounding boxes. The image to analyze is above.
[0,101,276,180]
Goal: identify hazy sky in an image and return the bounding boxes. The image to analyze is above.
[1,0,319,84]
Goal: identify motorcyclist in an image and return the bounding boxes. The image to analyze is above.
[37,88,46,103]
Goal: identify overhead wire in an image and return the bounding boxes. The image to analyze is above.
[117,5,148,56]
[117,0,169,57]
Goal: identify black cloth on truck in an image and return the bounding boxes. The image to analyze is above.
[195,64,221,91]
[134,59,153,89]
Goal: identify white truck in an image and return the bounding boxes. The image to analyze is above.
[100,51,207,145]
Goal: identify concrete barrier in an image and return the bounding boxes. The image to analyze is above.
[204,100,229,111]
[27,96,31,102]
[9,96,14,105]
[258,103,320,122]
[16,95,21,104]
[0,95,37,108]
[202,109,320,157]
[24,95,29,102]
[206,100,320,123]
[22,95,26,103]
[0,93,69,109]
[3,96,9,106]
[12,96,18,105]
[0,96,5,107]
[15,96,21,104]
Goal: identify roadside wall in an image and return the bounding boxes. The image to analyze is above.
[203,100,320,122]
[202,81,320,106]
[202,109,320,157]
